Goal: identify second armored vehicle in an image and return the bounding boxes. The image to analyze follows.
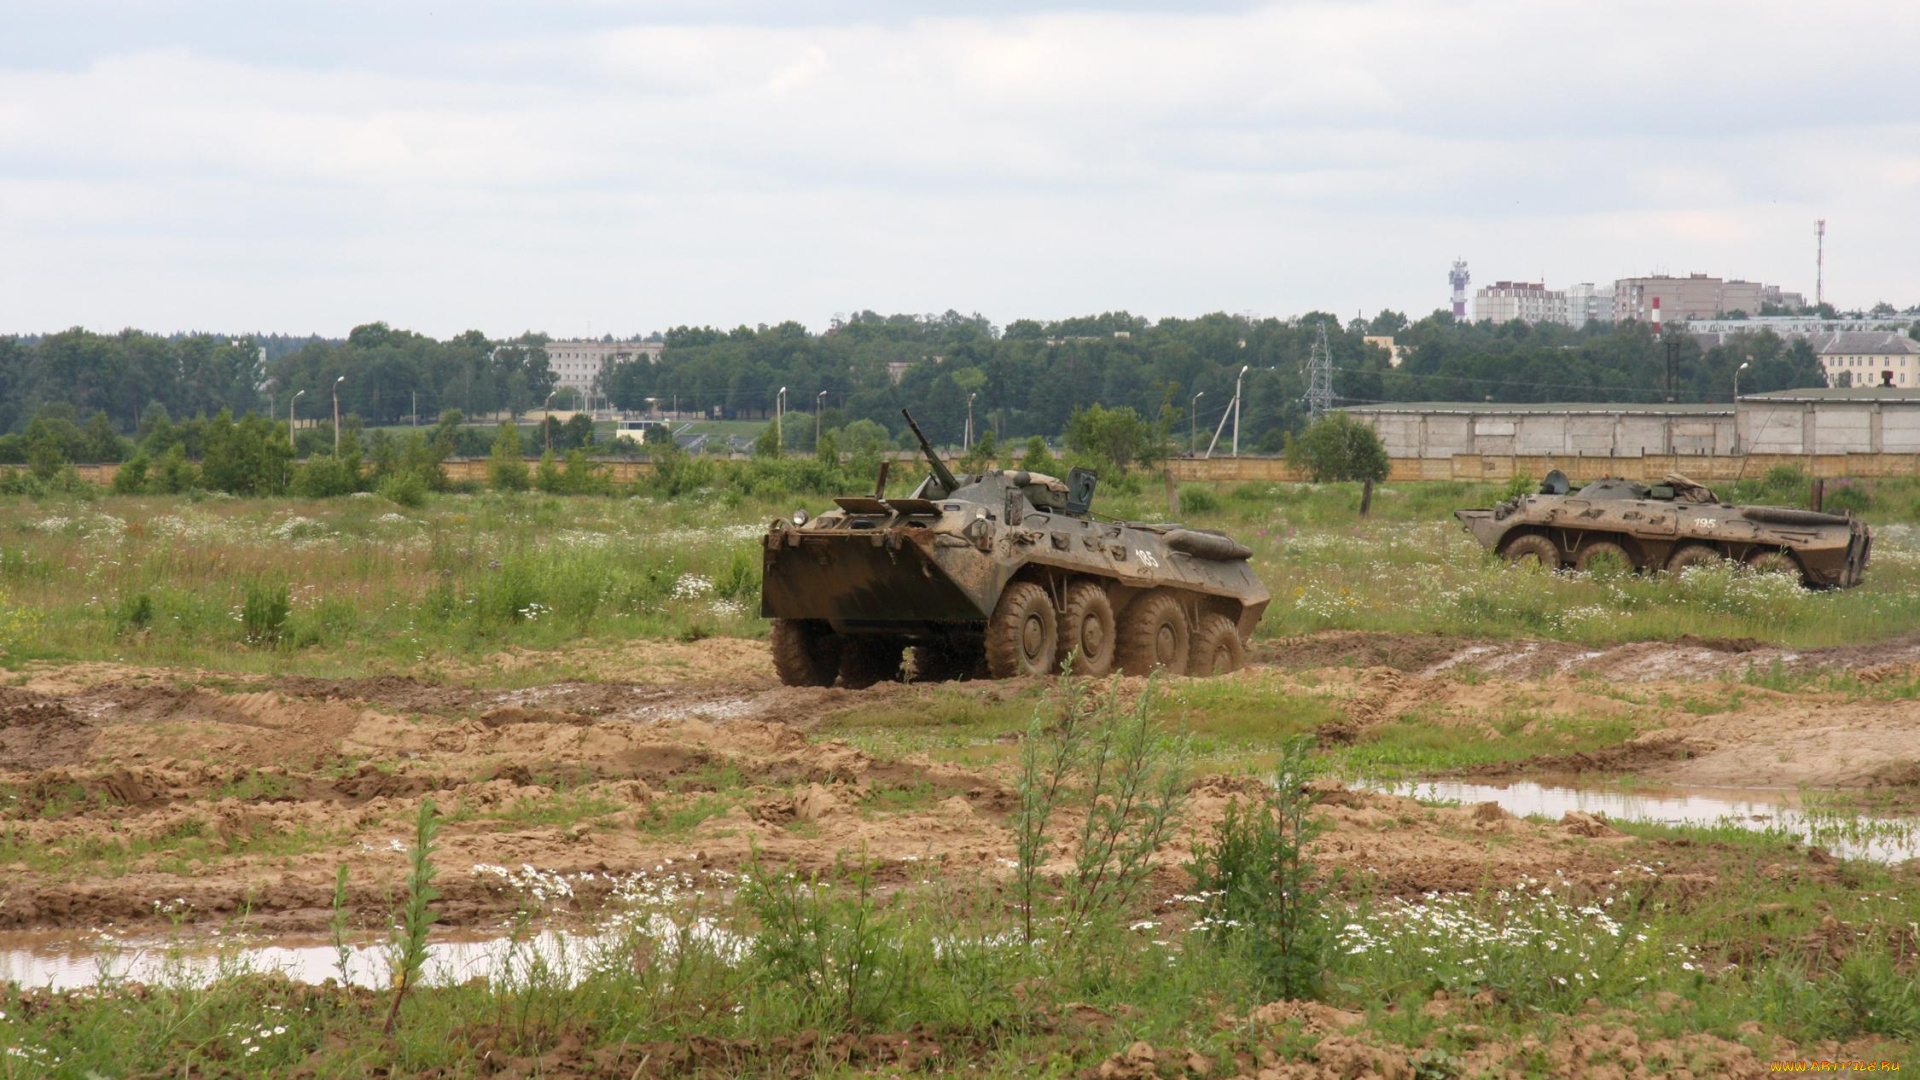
[761,411,1269,687]
[1454,470,1870,588]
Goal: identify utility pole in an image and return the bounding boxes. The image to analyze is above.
[332,376,345,455]
[1232,365,1249,457]
[1306,321,1334,422]
[412,390,417,427]
[776,386,787,450]
[965,392,976,452]
[816,390,827,447]
[1190,391,1204,455]
[1816,219,1826,308]
[290,390,305,449]
[544,391,557,452]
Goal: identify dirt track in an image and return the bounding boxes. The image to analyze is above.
[2,631,1915,935]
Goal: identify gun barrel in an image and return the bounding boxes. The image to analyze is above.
[901,409,960,493]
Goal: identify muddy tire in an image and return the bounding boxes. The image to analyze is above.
[986,582,1059,679]
[1117,590,1191,677]
[1057,581,1117,677]
[1503,534,1561,568]
[1746,549,1802,580]
[770,618,839,688]
[1575,539,1633,573]
[1666,544,1724,573]
[1188,614,1245,677]
[839,636,904,689]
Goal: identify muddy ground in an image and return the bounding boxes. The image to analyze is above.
[2,631,1917,935]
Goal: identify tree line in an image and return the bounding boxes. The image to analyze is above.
[4,306,1893,460]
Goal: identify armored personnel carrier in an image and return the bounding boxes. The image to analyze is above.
[1454,470,1870,588]
[761,411,1269,687]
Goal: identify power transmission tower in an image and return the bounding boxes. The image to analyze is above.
[1305,320,1334,422]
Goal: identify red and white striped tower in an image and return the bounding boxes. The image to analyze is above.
[1651,296,1662,338]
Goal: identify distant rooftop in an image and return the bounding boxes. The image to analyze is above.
[1740,387,1920,402]
[1344,401,1730,415]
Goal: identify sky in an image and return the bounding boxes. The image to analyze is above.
[1,0,1916,339]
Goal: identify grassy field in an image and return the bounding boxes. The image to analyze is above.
[2,477,1918,1076]
[2,475,1917,677]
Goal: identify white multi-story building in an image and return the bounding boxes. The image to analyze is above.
[1473,281,1565,325]
[545,340,664,395]
[1562,283,1616,326]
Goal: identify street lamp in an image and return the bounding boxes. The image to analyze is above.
[815,390,827,447]
[965,392,977,452]
[1190,391,1204,455]
[776,386,787,449]
[1735,359,1751,400]
[331,376,345,455]
[1231,365,1249,457]
[290,389,306,450]
[544,391,558,452]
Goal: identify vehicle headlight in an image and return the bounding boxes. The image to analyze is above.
[791,508,810,526]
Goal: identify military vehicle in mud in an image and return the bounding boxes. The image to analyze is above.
[761,410,1270,687]
[1454,470,1870,588]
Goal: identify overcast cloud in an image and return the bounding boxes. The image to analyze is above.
[1,0,1915,338]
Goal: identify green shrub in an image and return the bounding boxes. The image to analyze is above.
[378,471,429,508]
[151,445,199,494]
[242,580,291,647]
[1186,735,1332,999]
[1824,480,1871,515]
[489,422,530,492]
[1179,485,1220,514]
[1501,473,1536,501]
[111,452,150,495]
[294,455,360,498]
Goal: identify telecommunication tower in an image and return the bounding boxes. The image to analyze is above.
[1815,219,1826,307]
[1449,259,1470,318]
[1305,320,1334,422]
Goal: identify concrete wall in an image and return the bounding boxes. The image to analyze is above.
[1360,400,1920,459]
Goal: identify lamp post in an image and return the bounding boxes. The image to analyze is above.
[1190,391,1204,455]
[1231,365,1249,457]
[290,389,306,449]
[331,376,345,455]
[815,390,827,447]
[965,392,976,452]
[776,386,787,450]
[544,391,557,452]
[1735,360,1751,454]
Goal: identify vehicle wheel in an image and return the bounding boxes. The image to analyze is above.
[985,582,1059,679]
[1502,534,1561,568]
[1117,590,1191,677]
[1666,544,1724,574]
[1575,539,1633,574]
[1746,549,1801,579]
[1057,581,1117,677]
[770,618,839,687]
[839,636,904,689]
[1188,614,1245,677]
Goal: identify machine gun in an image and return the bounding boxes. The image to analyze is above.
[901,409,961,496]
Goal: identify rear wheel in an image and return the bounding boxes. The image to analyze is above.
[770,618,839,687]
[1503,534,1561,568]
[1666,544,1724,574]
[1057,581,1117,677]
[1117,590,1191,677]
[839,636,905,689]
[1575,539,1633,573]
[1188,614,1245,677]
[986,582,1059,679]
[1746,549,1801,580]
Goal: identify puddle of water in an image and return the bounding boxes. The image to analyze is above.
[0,916,746,992]
[1366,779,1920,864]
